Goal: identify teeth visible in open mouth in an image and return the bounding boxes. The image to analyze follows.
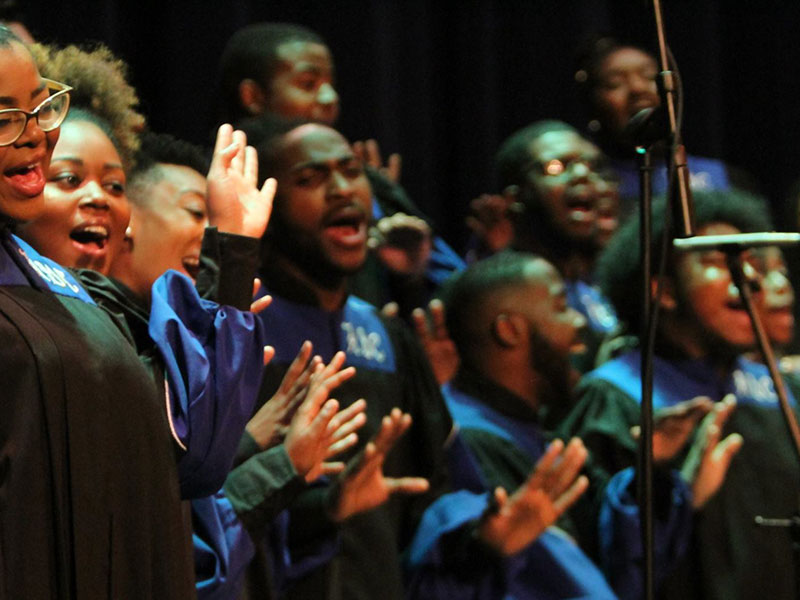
[8,163,36,175]
[71,225,110,246]
[83,225,109,237]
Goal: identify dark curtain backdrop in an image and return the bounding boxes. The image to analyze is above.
[17,0,800,250]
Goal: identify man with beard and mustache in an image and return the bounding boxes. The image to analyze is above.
[218,23,466,318]
[560,190,798,599]
[246,121,603,600]
[495,120,619,371]
[406,250,741,599]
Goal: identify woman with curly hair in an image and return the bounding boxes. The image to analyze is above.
[0,30,286,598]
[16,43,143,275]
[0,27,197,598]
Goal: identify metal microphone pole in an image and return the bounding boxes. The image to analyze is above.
[635,2,697,597]
[724,250,800,599]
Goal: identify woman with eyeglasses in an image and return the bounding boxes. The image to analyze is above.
[0,26,197,599]
[16,44,142,278]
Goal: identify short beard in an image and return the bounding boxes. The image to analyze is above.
[514,188,597,259]
[263,211,363,290]
[528,326,574,422]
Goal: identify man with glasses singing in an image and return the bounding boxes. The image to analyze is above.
[493,120,619,375]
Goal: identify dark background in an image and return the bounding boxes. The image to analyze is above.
[15,0,800,250]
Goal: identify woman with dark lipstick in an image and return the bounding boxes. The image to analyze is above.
[0,26,198,597]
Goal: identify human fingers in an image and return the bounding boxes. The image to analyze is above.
[381,302,399,318]
[329,408,367,442]
[262,345,275,367]
[279,341,314,394]
[712,433,744,465]
[549,438,588,498]
[231,130,247,174]
[710,394,737,432]
[411,307,432,343]
[299,398,339,443]
[316,366,357,397]
[386,476,430,495]
[365,139,382,169]
[326,432,359,458]
[244,145,258,186]
[655,396,713,421]
[465,215,488,237]
[372,409,412,457]
[352,140,366,162]
[320,461,346,476]
[553,475,589,514]
[252,278,261,299]
[493,486,509,509]
[210,124,235,172]
[297,363,345,419]
[428,298,448,339]
[328,398,367,433]
[250,294,272,314]
[308,351,345,390]
[386,153,402,183]
[259,177,276,223]
[527,439,565,490]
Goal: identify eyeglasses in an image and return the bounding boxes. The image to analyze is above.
[530,157,607,178]
[0,78,72,146]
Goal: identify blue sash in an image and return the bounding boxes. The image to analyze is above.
[586,350,795,409]
[443,382,547,463]
[565,279,618,334]
[257,290,396,373]
[0,233,95,304]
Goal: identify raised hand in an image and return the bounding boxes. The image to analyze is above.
[465,191,520,255]
[206,123,277,239]
[680,394,743,509]
[284,351,359,481]
[352,138,402,183]
[479,438,589,556]
[327,408,429,522]
[411,299,460,385]
[631,396,714,463]
[368,212,432,277]
[318,398,369,478]
[245,341,320,450]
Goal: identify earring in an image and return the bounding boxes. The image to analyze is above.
[124,226,133,240]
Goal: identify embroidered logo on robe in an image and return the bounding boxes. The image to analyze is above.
[2,235,95,304]
[260,293,396,372]
[588,350,795,409]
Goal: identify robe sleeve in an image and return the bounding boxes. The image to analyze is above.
[599,468,692,600]
[405,490,619,600]
[560,378,694,599]
[192,491,255,600]
[149,270,267,498]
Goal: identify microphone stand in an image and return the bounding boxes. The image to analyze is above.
[634,2,697,598]
[725,250,800,599]
[636,144,656,600]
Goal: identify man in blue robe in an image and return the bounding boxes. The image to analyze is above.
[246,120,609,600]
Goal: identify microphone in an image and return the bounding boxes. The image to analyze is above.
[673,232,800,251]
[622,106,667,147]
